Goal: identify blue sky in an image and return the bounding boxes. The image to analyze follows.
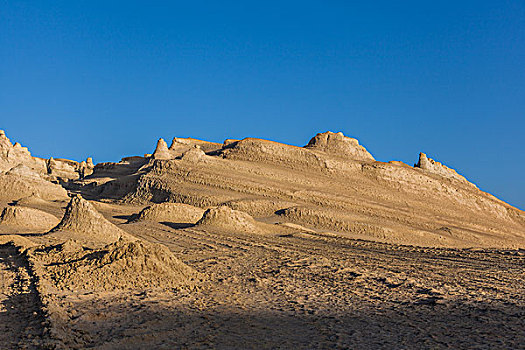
[1,1,524,209]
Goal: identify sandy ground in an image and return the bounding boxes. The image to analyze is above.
[1,202,524,349]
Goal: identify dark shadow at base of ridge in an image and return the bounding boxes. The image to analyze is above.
[160,222,195,230]
[113,214,136,221]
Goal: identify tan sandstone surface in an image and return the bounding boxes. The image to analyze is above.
[0,130,524,349]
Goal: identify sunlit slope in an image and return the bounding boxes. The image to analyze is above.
[75,132,524,248]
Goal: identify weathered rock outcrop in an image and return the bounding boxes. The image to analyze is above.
[148,137,223,161]
[77,158,95,179]
[221,137,324,169]
[0,130,95,182]
[304,131,375,161]
[5,164,42,179]
[47,157,79,179]
[0,130,46,173]
[220,137,361,175]
[414,152,467,182]
[152,138,173,160]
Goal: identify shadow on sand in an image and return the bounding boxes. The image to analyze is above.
[47,295,525,349]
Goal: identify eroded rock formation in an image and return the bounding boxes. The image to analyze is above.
[152,138,172,160]
[414,152,467,182]
[0,130,46,173]
[304,131,375,161]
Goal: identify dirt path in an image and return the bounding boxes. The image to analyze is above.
[0,243,46,349]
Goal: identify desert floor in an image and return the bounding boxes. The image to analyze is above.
[1,200,524,349]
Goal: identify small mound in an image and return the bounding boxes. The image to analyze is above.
[30,238,200,291]
[132,202,205,224]
[50,195,130,246]
[304,131,375,161]
[277,206,390,238]
[0,206,59,231]
[181,147,207,162]
[196,206,260,233]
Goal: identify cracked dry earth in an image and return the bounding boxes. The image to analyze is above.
[4,210,521,349]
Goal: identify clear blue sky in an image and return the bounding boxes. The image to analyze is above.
[1,1,524,209]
